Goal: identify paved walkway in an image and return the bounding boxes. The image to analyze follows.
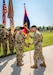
[0,45,53,75]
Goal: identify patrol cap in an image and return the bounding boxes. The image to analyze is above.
[14,27,20,31]
[17,27,20,30]
[9,28,11,31]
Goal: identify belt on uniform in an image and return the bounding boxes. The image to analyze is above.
[36,41,42,45]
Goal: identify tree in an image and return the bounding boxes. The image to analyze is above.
[42,26,46,31]
[46,27,49,30]
[38,26,42,31]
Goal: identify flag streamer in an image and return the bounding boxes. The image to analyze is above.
[8,0,14,36]
[23,3,30,42]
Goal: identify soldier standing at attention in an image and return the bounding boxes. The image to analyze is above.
[1,26,9,56]
[15,27,29,66]
[9,29,15,54]
[30,25,46,69]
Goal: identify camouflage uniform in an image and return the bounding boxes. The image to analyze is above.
[1,30,9,56]
[0,31,2,52]
[9,32,15,53]
[31,31,45,65]
[15,32,27,63]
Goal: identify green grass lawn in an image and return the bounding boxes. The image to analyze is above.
[0,31,53,57]
[42,32,53,46]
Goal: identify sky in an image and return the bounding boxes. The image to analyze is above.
[0,0,53,28]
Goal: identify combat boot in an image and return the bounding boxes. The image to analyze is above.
[17,62,24,66]
[40,62,46,67]
[31,64,38,69]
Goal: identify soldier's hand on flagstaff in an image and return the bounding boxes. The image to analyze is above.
[28,43,30,47]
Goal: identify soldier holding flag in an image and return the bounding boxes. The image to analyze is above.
[15,27,29,66]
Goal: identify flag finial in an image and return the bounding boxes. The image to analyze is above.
[24,3,26,7]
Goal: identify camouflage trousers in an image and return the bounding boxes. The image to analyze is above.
[9,43,14,53]
[0,43,1,54]
[16,49,23,63]
[0,43,1,51]
[2,42,7,56]
[34,43,45,65]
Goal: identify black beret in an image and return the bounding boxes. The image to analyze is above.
[20,27,24,30]
[31,25,37,28]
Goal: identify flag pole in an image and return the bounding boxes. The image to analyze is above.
[24,3,31,65]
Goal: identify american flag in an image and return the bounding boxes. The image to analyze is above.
[2,0,7,26]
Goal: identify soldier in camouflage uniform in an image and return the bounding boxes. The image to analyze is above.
[15,27,29,66]
[0,31,2,52]
[30,25,46,69]
[14,28,18,36]
[14,28,19,41]
[8,29,15,54]
[1,26,9,56]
